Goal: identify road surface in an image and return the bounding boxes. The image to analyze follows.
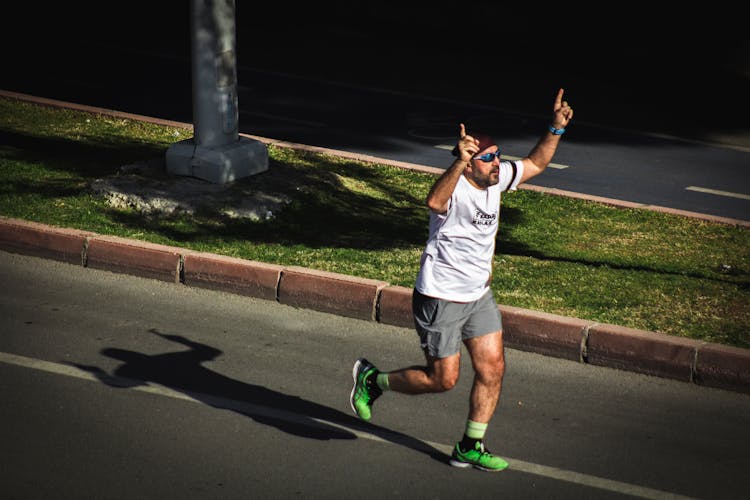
[1,250,748,499]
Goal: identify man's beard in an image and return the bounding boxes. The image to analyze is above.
[474,171,499,189]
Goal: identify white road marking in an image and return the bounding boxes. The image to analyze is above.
[685,186,750,201]
[434,145,569,169]
[0,351,696,500]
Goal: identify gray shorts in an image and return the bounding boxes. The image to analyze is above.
[412,288,502,358]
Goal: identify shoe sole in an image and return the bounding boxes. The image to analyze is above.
[350,358,365,417]
[448,458,472,469]
[448,458,507,472]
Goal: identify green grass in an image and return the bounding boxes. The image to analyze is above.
[1,96,748,348]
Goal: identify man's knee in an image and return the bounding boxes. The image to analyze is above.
[434,371,459,392]
[493,354,506,378]
[475,349,505,382]
[426,357,460,392]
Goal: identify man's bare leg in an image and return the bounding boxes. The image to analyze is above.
[386,350,461,394]
[446,330,508,471]
[464,330,505,423]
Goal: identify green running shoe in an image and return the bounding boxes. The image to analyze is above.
[350,358,382,421]
[449,441,509,472]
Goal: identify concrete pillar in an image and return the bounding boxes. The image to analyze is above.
[166,0,268,184]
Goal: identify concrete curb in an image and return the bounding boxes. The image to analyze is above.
[1,216,748,394]
[278,267,388,322]
[183,252,282,302]
[85,235,184,284]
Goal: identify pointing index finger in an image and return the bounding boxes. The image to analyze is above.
[459,123,466,139]
[555,88,564,109]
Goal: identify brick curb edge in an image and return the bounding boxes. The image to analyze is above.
[2,216,748,394]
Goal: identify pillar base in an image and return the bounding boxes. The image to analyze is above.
[166,136,268,184]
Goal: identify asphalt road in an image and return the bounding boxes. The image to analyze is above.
[2,250,749,499]
[3,4,749,221]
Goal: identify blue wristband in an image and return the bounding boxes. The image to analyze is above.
[548,125,565,135]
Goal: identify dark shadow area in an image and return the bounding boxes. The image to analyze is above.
[238,3,750,148]
[69,329,447,462]
[0,129,166,177]
[99,154,432,250]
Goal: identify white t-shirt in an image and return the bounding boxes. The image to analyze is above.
[415,160,524,302]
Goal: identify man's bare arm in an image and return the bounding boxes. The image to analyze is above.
[519,88,574,184]
[426,123,478,213]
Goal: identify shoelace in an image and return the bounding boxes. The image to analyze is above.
[367,384,382,402]
[365,376,382,402]
[479,443,493,454]
[468,442,494,458]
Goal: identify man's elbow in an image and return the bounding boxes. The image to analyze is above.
[426,198,447,214]
[521,158,546,183]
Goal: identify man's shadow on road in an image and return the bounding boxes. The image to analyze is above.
[70,328,447,464]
